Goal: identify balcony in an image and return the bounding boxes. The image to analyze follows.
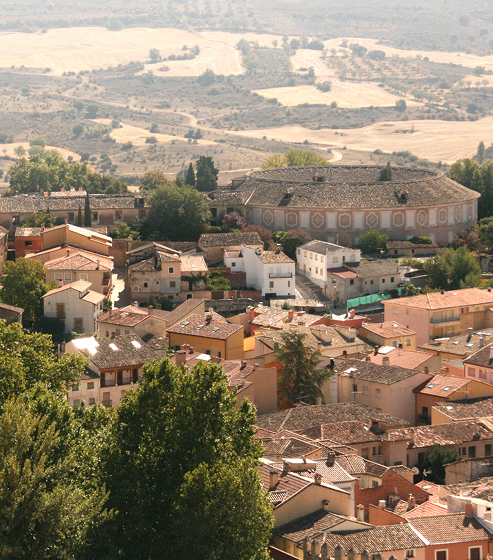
[430,315,460,325]
[269,272,293,279]
[102,400,112,408]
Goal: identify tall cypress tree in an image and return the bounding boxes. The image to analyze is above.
[77,205,82,227]
[84,193,91,227]
[185,163,196,186]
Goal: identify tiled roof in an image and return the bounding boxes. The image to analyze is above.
[414,373,473,397]
[165,298,207,327]
[361,321,416,339]
[256,249,294,264]
[433,396,493,421]
[415,480,451,504]
[98,305,169,327]
[367,347,435,370]
[81,290,105,304]
[212,165,479,210]
[0,302,24,314]
[409,513,492,544]
[316,524,425,554]
[45,223,112,243]
[299,240,350,254]
[384,288,493,310]
[180,255,208,273]
[318,421,382,445]
[389,240,438,249]
[42,279,92,297]
[464,342,493,368]
[72,334,161,370]
[15,226,42,236]
[250,307,324,329]
[167,313,242,340]
[267,458,356,485]
[128,257,156,272]
[199,231,263,247]
[0,193,146,213]
[334,358,424,385]
[346,260,400,278]
[335,455,388,477]
[420,330,493,357]
[383,419,493,447]
[256,402,408,433]
[258,464,311,508]
[329,267,360,279]
[157,251,181,263]
[272,509,366,542]
[44,251,113,272]
[262,437,322,458]
[402,500,447,518]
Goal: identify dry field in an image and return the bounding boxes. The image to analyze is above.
[0,143,80,160]
[94,120,216,147]
[198,31,284,49]
[324,38,493,72]
[253,81,418,109]
[290,49,335,80]
[228,118,493,163]
[141,45,242,77]
[0,27,242,75]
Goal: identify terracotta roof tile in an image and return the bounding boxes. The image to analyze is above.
[414,373,473,397]
[409,513,492,544]
[334,358,425,385]
[384,288,493,310]
[402,501,447,518]
[199,231,263,247]
[464,342,493,368]
[167,313,243,340]
[44,251,113,272]
[165,299,207,327]
[367,347,435,370]
[420,331,493,358]
[360,321,416,339]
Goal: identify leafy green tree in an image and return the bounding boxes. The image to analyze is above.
[478,216,493,249]
[85,173,128,194]
[275,330,328,408]
[84,192,91,227]
[357,229,389,255]
[0,397,111,560]
[425,445,462,484]
[111,221,140,240]
[22,209,57,228]
[99,358,273,559]
[30,135,46,148]
[142,182,211,241]
[185,162,196,186]
[77,205,82,227]
[14,145,26,157]
[262,149,331,169]
[72,123,84,136]
[424,247,482,290]
[379,161,392,181]
[140,169,170,192]
[1,259,55,324]
[197,69,216,86]
[149,48,161,62]
[195,156,219,192]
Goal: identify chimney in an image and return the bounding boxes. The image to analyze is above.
[322,499,330,512]
[288,309,294,320]
[467,327,473,341]
[479,336,485,349]
[96,259,100,270]
[66,248,70,257]
[326,454,335,467]
[357,504,365,521]
[382,355,390,366]
[342,350,347,359]
[240,360,247,370]
[378,500,386,510]
[275,243,282,254]
[465,498,473,517]
[424,365,429,374]
[175,350,187,365]
[314,473,322,485]
[316,395,322,406]
[269,470,279,491]
[209,307,214,314]
[148,305,153,315]
[282,461,290,475]
[408,494,416,509]
[374,347,378,356]
[441,289,445,295]
[189,346,195,354]
[347,329,355,342]
[365,355,371,362]
[489,287,492,293]
[254,363,259,371]
[329,358,335,370]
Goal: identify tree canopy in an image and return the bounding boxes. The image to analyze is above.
[141,182,211,241]
[357,229,389,255]
[98,358,273,559]
[275,330,328,409]
[450,159,493,219]
[1,258,56,324]
[424,247,482,290]
[262,149,331,169]
[195,156,219,192]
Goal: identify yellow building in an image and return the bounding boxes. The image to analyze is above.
[358,321,417,351]
[167,313,244,360]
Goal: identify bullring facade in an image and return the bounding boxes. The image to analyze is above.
[208,166,480,246]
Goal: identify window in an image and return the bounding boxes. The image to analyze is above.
[87,382,94,390]
[418,452,426,465]
[370,280,374,285]
[210,208,217,218]
[363,386,369,395]
[469,547,481,560]
[375,388,381,398]
[170,281,176,288]
[391,276,395,282]
[169,267,174,274]
[89,398,96,406]
[315,267,318,274]
[25,240,32,247]
[406,338,412,346]
[381,278,386,284]
[350,279,354,285]
[72,384,79,392]
[80,273,88,281]
[73,399,80,407]
[485,444,492,456]
[218,351,222,358]
[480,369,487,379]
[231,261,236,267]
[143,282,148,288]
[392,340,398,348]
[68,212,75,222]
[92,212,98,222]
[269,281,274,288]
[468,446,476,458]
[125,330,129,335]
[406,551,415,559]
[74,318,83,334]
[227,207,234,214]
[288,281,290,287]
[468,367,476,377]
[315,254,318,261]
[362,448,369,459]
[55,273,63,281]
[332,256,338,263]
[352,383,358,393]
[435,552,448,560]
[57,303,65,319]
[115,328,121,336]
[372,480,379,488]
[64,273,72,281]
[115,210,122,220]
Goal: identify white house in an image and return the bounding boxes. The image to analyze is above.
[241,244,295,298]
[42,280,105,335]
[297,240,361,289]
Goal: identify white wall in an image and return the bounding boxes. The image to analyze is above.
[44,287,103,335]
[242,245,295,297]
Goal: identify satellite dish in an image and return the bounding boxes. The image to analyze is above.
[411,467,420,475]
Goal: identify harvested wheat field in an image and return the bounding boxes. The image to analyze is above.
[199,31,285,49]
[290,49,335,80]
[253,81,418,108]
[324,37,493,72]
[229,118,493,163]
[0,27,236,75]
[141,45,242,77]
[94,120,215,147]
[0,143,80,160]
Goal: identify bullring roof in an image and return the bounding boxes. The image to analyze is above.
[208,165,479,210]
